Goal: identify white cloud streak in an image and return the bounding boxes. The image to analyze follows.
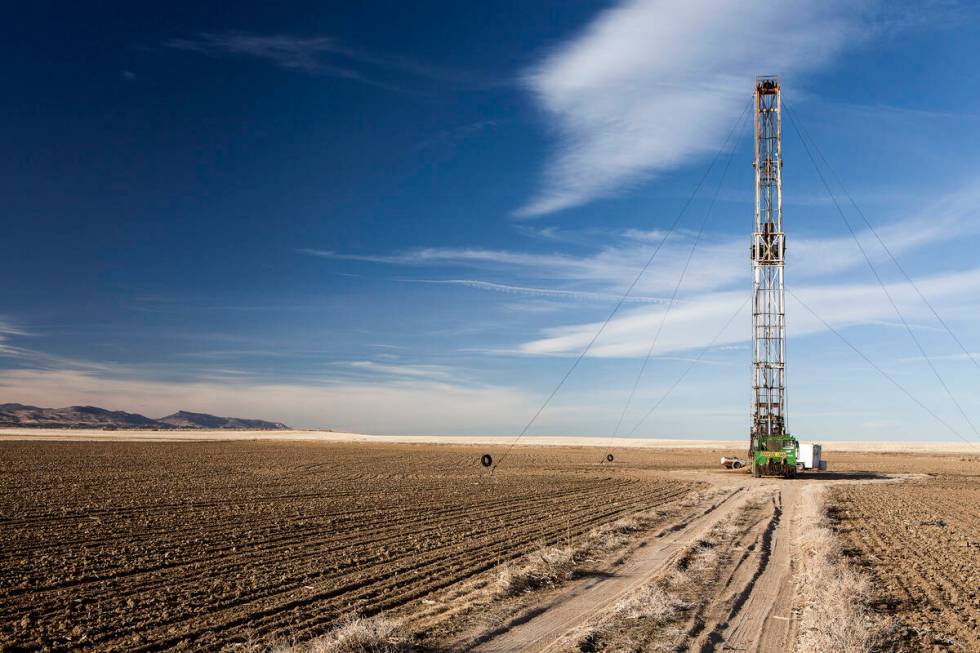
[343,360,454,380]
[167,33,360,76]
[412,279,668,304]
[306,181,980,299]
[166,32,484,90]
[301,239,740,295]
[518,0,866,215]
[520,268,980,357]
[793,182,980,277]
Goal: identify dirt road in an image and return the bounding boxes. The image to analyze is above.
[472,487,748,652]
[468,475,845,653]
[690,483,800,653]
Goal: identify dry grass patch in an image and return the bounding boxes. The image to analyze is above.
[496,507,679,598]
[236,617,412,653]
[495,545,576,596]
[614,584,689,623]
[795,487,893,653]
[679,487,728,508]
[685,542,720,577]
[573,581,691,653]
[582,515,644,552]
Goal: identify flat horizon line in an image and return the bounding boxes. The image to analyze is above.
[0,428,975,453]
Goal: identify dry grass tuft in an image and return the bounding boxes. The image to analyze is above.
[614,584,689,623]
[571,624,602,652]
[679,487,727,508]
[228,636,296,653]
[245,617,412,653]
[495,546,576,596]
[310,617,409,653]
[584,516,643,551]
[686,543,720,577]
[795,487,892,653]
[495,512,660,599]
[679,493,704,508]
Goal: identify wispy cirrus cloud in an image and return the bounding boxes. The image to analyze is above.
[167,33,357,75]
[792,178,980,276]
[342,360,454,380]
[411,279,668,304]
[520,268,980,358]
[299,246,602,280]
[304,178,980,359]
[0,342,127,375]
[301,239,741,297]
[414,120,499,151]
[517,0,867,216]
[165,32,486,90]
[306,176,980,296]
[0,318,130,374]
[0,319,33,338]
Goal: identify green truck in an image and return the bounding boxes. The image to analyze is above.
[751,434,799,478]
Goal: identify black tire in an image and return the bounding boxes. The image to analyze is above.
[797,462,806,473]
[480,454,493,468]
[606,454,614,462]
[731,460,743,470]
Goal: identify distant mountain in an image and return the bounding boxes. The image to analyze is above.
[0,403,167,429]
[0,403,288,430]
[158,410,288,430]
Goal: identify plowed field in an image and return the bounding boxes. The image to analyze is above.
[0,441,697,651]
[830,475,980,652]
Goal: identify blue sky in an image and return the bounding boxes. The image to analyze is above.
[4,1,980,440]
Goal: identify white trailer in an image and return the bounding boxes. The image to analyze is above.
[797,443,827,471]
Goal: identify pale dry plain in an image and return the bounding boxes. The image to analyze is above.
[0,430,977,652]
[1,427,975,453]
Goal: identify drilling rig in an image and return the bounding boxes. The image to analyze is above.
[750,77,799,478]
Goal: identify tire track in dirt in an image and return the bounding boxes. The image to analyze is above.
[690,487,795,653]
[466,487,750,653]
[682,492,776,651]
